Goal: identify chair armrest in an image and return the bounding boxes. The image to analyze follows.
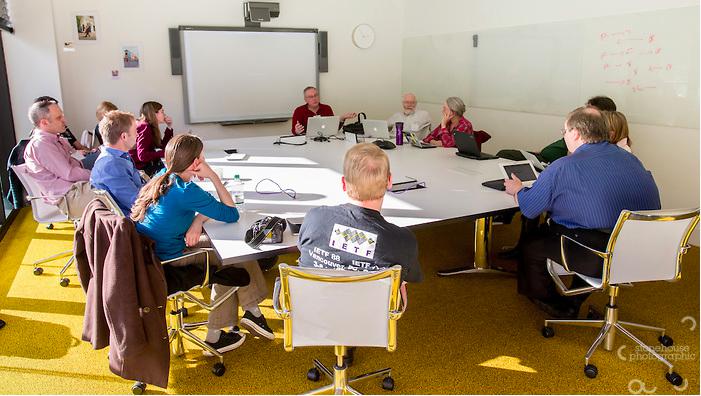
[390,281,408,320]
[559,234,608,273]
[162,249,213,288]
[26,194,66,201]
[272,277,289,318]
[546,259,599,296]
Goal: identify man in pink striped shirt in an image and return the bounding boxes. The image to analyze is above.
[24,100,95,219]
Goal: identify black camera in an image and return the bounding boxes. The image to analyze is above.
[245,216,286,248]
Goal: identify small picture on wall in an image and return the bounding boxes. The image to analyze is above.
[75,14,97,41]
[122,46,140,68]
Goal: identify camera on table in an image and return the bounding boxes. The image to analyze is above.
[245,216,286,248]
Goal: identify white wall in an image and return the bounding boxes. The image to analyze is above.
[39,0,404,140]
[403,0,700,220]
[3,0,63,141]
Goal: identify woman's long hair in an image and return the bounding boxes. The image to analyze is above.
[140,101,164,147]
[603,111,632,147]
[130,134,204,222]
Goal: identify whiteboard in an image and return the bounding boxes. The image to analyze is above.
[402,7,699,129]
[181,28,319,124]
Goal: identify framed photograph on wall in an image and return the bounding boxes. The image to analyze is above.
[73,12,98,42]
[121,45,141,69]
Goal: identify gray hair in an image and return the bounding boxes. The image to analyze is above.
[446,96,466,117]
[28,100,54,127]
[566,107,609,143]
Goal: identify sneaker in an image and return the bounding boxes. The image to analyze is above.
[203,330,246,356]
[240,311,275,340]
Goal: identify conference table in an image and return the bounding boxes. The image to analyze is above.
[200,134,519,273]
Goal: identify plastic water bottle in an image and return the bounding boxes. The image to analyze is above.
[230,174,245,212]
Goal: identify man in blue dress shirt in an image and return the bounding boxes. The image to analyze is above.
[90,110,143,216]
[504,107,660,318]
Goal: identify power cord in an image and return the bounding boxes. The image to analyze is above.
[255,178,297,199]
[273,134,307,146]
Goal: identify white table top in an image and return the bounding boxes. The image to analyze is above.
[200,135,517,264]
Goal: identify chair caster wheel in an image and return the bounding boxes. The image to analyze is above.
[584,364,598,379]
[47,223,54,230]
[60,278,70,287]
[33,267,43,276]
[181,307,188,318]
[666,371,683,386]
[307,367,321,382]
[542,326,554,338]
[131,381,146,394]
[382,376,395,391]
[659,335,673,347]
[212,362,226,377]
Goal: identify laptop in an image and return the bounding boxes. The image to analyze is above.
[361,119,390,139]
[405,131,436,149]
[481,161,540,191]
[519,149,548,171]
[306,116,340,140]
[454,132,498,160]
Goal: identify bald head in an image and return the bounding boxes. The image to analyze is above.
[402,93,417,114]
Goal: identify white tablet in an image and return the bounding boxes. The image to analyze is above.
[498,161,539,187]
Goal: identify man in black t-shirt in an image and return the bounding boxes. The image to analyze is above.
[297,143,423,283]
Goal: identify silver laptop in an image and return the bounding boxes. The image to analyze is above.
[361,119,390,139]
[519,149,548,171]
[306,116,340,139]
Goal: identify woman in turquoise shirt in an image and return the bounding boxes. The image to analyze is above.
[131,134,274,355]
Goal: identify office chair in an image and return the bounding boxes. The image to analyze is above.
[85,193,244,394]
[273,264,406,394]
[11,164,77,286]
[541,208,699,386]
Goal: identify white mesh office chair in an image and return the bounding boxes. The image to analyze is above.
[11,164,77,286]
[541,208,699,386]
[273,264,406,394]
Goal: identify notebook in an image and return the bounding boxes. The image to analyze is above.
[454,133,498,160]
[405,131,436,149]
[361,119,390,139]
[519,149,548,171]
[306,116,340,139]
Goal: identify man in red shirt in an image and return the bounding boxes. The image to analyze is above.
[291,86,356,135]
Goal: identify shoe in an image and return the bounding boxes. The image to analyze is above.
[203,330,246,356]
[240,311,275,340]
[530,298,578,319]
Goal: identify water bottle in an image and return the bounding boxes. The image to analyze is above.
[230,174,245,212]
[395,122,404,145]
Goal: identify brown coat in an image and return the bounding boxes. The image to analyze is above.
[74,199,170,388]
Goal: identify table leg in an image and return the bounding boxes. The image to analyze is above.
[437,217,514,276]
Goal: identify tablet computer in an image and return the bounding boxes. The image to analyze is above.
[498,161,539,187]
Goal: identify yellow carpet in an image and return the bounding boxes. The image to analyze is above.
[0,208,698,394]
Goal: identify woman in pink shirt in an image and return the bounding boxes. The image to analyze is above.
[423,96,474,148]
[129,101,174,176]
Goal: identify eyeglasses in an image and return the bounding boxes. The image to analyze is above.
[560,127,573,136]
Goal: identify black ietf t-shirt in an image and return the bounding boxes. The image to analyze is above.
[297,203,423,282]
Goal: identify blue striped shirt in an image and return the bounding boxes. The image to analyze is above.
[517,142,661,229]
